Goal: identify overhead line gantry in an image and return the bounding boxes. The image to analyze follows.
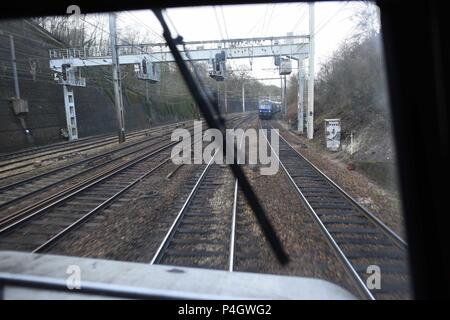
[48,6,315,141]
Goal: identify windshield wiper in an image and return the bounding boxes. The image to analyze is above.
[153,8,289,265]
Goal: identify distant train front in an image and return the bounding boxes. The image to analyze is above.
[258,99,280,119]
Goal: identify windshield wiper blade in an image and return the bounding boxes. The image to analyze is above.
[153,8,289,265]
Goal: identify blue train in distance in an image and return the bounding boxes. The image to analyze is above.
[258,99,281,119]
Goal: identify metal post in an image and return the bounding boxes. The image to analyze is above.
[350,131,354,155]
[283,75,287,120]
[217,81,220,106]
[109,13,126,143]
[243,83,246,112]
[280,76,283,115]
[224,80,228,114]
[63,85,79,140]
[9,35,20,98]
[298,57,305,133]
[307,2,315,139]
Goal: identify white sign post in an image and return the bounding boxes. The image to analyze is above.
[325,119,341,151]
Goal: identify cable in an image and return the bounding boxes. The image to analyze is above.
[0,24,65,49]
[259,4,270,37]
[291,4,308,32]
[314,2,350,37]
[124,11,164,42]
[77,15,162,62]
[263,4,275,37]
[246,8,267,37]
[213,6,224,40]
[220,6,230,40]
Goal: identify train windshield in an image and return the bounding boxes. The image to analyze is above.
[0,1,412,300]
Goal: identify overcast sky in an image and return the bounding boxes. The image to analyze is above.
[115,1,376,85]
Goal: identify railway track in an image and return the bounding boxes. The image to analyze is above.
[0,121,187,166]
[260,119,411,300]
[150,116,255,270]
[0,121,192,179]
[0,122,196,216]
[150,162,234,268]
[0,143,175,253]
[0,114,250,255]
[0,132,114,161]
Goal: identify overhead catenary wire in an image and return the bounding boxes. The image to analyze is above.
[246,7,268,37]
[77,15,163,62]
[213,6,225,41]
[259,4,270,37]
[219,6,230,40]
[124,11,165,42]
[313,1,350,37]
[263,4,275,37]
[290,4,308,32]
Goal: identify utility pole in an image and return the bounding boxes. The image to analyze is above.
[224,80,228,114]
[298,58,305,133]
[307,2,315,139]
[109,13,126,143]
[48,35,310,137]
[10,35,33,144]
[10,35,20,98]
[216,81,220,112]
[280,76,283,115]
[242,82,245,113]
[283,75,287,120]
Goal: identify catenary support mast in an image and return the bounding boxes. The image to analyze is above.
[109,13,126,143]
[307,2,315,139]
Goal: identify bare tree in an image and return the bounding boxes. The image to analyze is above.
[351,1,381,42]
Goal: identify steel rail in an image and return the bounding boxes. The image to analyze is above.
[228,122,250,272]
[228,178,238,272]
